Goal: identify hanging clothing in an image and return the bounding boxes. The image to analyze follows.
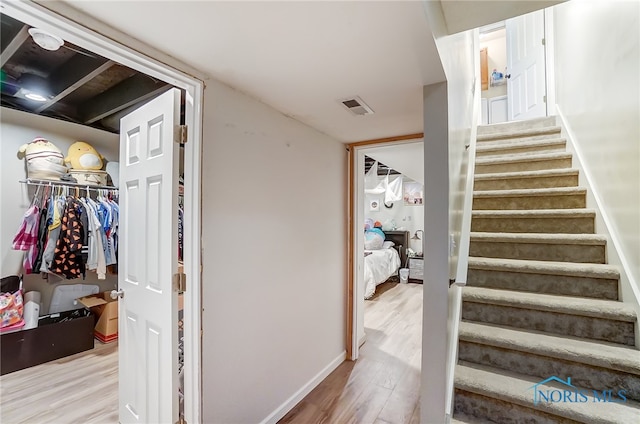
[39,196,65,275]
[32,198,50,272]
[12,205,40,274]
[50,198,85,279]
[178,204,184,261]
[14,181,119,281]
[80,198,107,279]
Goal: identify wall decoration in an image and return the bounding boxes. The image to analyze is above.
[403,181,423,205]
[369,198,380,212]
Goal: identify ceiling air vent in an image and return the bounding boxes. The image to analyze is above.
[339,96,374,116]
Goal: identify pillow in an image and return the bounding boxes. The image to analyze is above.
[364,230,384,250]
[382,241,395,249]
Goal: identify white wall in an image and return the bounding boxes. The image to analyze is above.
[422,1,479,421]
[553,0,640,297]
[200,79,347,423]
[0,108,119,314]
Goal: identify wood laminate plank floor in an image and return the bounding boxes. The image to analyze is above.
[0,341,118,424]
[1,283,422,424]
[280,282,423,424]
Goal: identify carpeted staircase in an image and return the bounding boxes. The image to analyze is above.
[452,117,640,423]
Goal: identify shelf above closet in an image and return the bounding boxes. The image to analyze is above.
[20,178,118,191]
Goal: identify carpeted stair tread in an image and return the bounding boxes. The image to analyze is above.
[476,137,566,154]
[469,232,607,264]
[459,322,640,375]
[476,151,572,165]
[473,168,580,191]
[473,208,596,219]
[475,168,579,182]
[455,363,640,424]
[477,126,562,142]
[468,257,618,279]
[471,209,595,234]
[473,186,586,198]
[477,116,557,135]
[462,287,636,322]
[450,413,479,423]
[473,187,587,210]
[470,232,606,246]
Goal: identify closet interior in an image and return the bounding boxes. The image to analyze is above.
[0,10,186,419]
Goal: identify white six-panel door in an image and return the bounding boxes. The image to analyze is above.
[118,88,180,423]
[506,10,547,121]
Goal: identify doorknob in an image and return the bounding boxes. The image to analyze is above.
[505,74,511,79]
[110,289,124,299]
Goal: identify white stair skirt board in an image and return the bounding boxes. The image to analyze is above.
[260,351,346,424]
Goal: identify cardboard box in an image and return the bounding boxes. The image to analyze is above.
[77,291,118,343]
[1,309,94,375]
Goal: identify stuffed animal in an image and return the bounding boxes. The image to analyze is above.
[65,141,104,170]
[18,137,67,180]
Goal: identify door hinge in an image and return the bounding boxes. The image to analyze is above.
[173,272,186,292]
[543,95,547,103]
[542,38,546,46]
[174,125,188,145]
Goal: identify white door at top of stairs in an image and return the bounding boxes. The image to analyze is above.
[506,10,547,122]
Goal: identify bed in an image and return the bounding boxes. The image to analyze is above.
[363,230,408,299]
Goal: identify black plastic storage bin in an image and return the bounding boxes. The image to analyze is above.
[1,308,94,375]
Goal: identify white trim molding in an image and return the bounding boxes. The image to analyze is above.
[1,1,204,421]
[260,351,346,424]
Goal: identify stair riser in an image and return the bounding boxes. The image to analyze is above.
[477,133,562,144]
[477,117,558,135]
[476,157,572,174]
[471,216,595,234]
[473,193,586,210]
[461,303,635,346]
[454,389,580,424]
[466,269,618,300]
[458,342,640,402]
[469,241,606,264]
[474,174,579,191]
[477,143,566,158]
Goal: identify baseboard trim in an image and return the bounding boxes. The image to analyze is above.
[359,333,367,348]
[260,351,346,424]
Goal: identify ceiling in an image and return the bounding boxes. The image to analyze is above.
[366,141,424,184]
[55,0,445,143]
[2,1,561,141]
[439,0,565,34]
[0,13,173,134]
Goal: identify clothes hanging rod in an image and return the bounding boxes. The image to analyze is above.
[19,178,118,191]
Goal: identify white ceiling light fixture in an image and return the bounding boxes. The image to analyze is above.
[28,28,64,51]
[339,96,375,116]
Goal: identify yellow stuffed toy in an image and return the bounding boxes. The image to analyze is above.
[65,141,104,170]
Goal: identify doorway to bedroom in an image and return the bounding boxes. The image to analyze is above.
[350,139,424,362]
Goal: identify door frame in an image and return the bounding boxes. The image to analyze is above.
[346,133,423,360]
[2,2,204,422]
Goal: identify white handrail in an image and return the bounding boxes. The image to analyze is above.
[444,72,480,417]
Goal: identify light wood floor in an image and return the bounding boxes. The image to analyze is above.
[0,282,422,424]
[0,341,118,424]
[280,282,424,424]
